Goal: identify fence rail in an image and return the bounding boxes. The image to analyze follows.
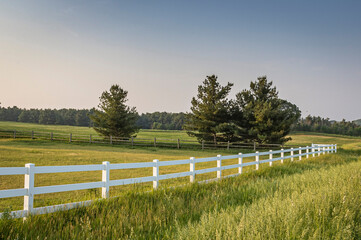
[0,129,299,151]
[0,143,336,219]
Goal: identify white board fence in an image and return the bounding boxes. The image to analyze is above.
[0,144,336,219]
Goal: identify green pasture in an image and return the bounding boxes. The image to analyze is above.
[1,121,361,213]
[1,148,360,239]
[0,121,193,140]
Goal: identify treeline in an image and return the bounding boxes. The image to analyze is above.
[137,112,185,130]
[0,106,94,126]
[0,106,186,130]
[292,115,361,137]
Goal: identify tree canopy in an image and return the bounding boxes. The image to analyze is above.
[234,76,301,144]
[184,75,236,144]
[185,75,301,144]
[89,85,139,138]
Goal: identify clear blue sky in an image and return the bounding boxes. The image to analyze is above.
[1,0,360,121]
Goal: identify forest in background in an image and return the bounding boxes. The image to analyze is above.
[1,105,361,136]
[0,106,185,130]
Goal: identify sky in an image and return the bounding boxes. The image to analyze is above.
[0,0,361,121]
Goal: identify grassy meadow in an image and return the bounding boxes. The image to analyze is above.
[0,121,194,140]
[0,121,360,238]
[0,149,360,239]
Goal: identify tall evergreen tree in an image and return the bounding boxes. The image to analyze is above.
[234,76,301,144]
[184,75,235,144]
[90,85,139,137]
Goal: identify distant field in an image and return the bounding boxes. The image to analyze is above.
[0,121,193,140]
[2,120,361,146]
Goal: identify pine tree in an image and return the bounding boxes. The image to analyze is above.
[234,76,301,144]
[90,85,139,138]
[184,75,235,144]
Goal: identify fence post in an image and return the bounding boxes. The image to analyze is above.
[89,134,92,144]
[253,141,256,151]
[327,146,330,154]
[24,163,35,218]
[51,132,53,141]
[31,131,34,140]
[217,155,222,179]
[291,148,294,162]
[69,133,72,143]
[281,149,284,164]
[318,146,321,156]
[154,137,157,148]
[190,157,195,183]
[102,161,110,199]
[177,138,180,149]
[13,130,16,139]
[306,146,309,159]
[269,150,273,167]
[202,140,204,150]
[335,144,337,153]
[153,159,159,189]
[238,153,243,174]
[299,147,302,160]
[227,141,230,150]
[131,137,134,147]
[256,151,259,170]
[312,146,315,157]
[110,136,112,145]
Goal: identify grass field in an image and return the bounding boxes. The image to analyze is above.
[0,149,360,239]
[0,121,360,238]
[1,121,361,212]
[0,121,194,140]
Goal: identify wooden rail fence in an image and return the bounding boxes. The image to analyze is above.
[0,129,299,151]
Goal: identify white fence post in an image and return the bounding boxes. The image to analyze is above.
[217,155,222,179]
[312,146,315,157]
[269,150,273,167]
[335,144,337,153]
[190,157,195,183]
[306,146,309,159]
[256,151,259,170]
[153,159,159,189]
[24,163,35,218]
[102,161,110,199]
[318,146,321,156]
[281,149,284,164]
[323,146,326,155]
[291,148,294,162]
[299,147,302,160]
[238,153,243,174]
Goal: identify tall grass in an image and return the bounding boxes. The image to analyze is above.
[0,149,359,239]
[176,157,361,239]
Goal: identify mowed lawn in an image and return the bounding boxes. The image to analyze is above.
[1,121,361,212]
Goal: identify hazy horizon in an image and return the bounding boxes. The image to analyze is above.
[1,1,360,121]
